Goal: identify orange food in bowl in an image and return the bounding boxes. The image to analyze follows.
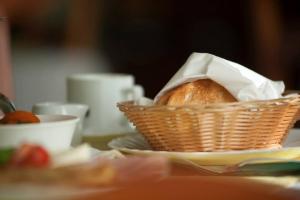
[0,111,40,124]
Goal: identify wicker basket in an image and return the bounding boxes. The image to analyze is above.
[117,95,300,152]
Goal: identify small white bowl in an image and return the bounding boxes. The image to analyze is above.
[0,115,79,152]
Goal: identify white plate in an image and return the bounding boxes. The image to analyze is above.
[108,129,300,166]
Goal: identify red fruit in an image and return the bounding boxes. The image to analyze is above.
[9,144,50,168]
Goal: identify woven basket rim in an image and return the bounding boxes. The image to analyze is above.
[117,94,300,113]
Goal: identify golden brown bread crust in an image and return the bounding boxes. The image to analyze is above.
[156,79,237,106]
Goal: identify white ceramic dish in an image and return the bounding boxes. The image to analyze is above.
[0,115,79,152]
[108,129,300,166]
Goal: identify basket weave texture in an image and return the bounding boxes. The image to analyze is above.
[118,95,300,152]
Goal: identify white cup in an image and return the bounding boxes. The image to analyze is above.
[32,102,89,146]
[66,73,144,135]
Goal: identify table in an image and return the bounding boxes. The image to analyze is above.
[75,177,299,200]
[80,130,300,199]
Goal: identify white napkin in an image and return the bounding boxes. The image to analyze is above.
[51,144,124,168]
[154,53,284,102]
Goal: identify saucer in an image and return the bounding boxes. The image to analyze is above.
[108,133,300,166]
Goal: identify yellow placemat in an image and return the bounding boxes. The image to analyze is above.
[247,176,300,188]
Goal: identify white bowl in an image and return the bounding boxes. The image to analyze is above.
[0,115,79,152]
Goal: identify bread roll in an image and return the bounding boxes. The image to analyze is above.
[156,79,237,106]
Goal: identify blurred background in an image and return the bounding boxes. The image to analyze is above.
[0,0,300,109]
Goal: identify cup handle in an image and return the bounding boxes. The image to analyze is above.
[123,84,144,102]
[132,84,144,101]
[119,85,144,129]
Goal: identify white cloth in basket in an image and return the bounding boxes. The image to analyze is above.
[154,53,284,102]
